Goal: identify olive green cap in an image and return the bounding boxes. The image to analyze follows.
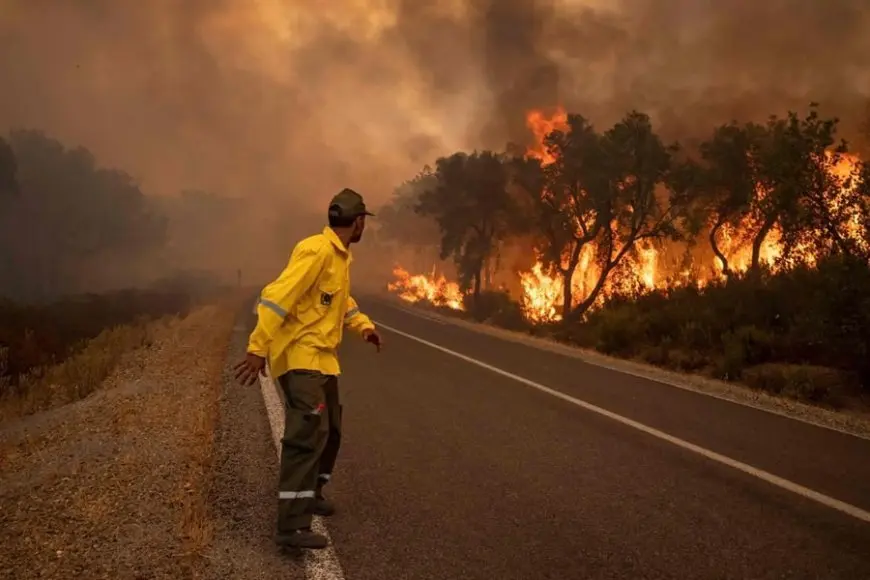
[328,188,374,220]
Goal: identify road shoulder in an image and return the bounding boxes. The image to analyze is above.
[0,299,238,580]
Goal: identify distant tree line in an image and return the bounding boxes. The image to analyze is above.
[0,130,250,302]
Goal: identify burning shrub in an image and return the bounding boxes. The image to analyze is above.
[387,266,465,311]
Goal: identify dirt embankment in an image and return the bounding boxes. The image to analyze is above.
[0,297,240,580]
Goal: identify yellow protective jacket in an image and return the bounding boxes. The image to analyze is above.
[247,226,375,377]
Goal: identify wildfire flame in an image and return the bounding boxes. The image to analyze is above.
[387,265,465,311]
[519,262,562,323]
[525,106,568,165]
[388,108,866,324]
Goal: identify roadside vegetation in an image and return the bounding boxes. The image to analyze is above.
[381,103,870,410]
[0,281,226,422]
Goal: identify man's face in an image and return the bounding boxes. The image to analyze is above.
[350,215,366,243]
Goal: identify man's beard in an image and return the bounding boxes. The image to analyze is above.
[350,231,362,243]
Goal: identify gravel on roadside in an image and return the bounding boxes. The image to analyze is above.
[0,298,239,580]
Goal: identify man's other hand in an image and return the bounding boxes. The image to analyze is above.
[234,353,266,385]
[362,329,382,353]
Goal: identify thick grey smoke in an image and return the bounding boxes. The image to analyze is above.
[1,0,869,206]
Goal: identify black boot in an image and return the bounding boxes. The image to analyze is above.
[314,485,336,516]
[275,528,328,549]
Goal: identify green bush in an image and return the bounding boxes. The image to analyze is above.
[741,364,856,406]
[719,326,776,379]
[590,307,645,355]
[465,290,529,331]
[664,348,709,372]
[637,344,669,366]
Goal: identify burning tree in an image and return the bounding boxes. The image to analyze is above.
[682,106,870,278]
[677,121,762,278]
[415,150,526,305]
[749,107,844,272]
[523,111,687,320]
[763,109,870,266]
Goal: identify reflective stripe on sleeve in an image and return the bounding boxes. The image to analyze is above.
[344,307,359,320]
[259,298,288,318]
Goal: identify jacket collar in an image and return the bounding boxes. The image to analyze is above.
[323,226,352,260]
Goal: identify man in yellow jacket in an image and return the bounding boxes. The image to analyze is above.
[234,188,382,550]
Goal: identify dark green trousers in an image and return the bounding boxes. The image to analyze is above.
[276,370,342,531]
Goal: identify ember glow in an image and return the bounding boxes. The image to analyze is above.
[387,266,465,311]
[387,108,867,324]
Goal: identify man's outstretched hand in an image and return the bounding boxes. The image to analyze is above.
[234,353,266,386]
[362,328,382,353]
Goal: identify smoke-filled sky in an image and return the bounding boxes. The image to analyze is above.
[2,0,869,210]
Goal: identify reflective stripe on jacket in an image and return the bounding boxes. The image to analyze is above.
[247,226,375,377]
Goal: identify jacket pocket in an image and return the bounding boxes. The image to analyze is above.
[314,280,342,315]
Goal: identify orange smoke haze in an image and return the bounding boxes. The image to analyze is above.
[2,1,869,291]
[3,0,869,205]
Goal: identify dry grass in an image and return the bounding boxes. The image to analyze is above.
[0,317,176,422]
[177,360,222,578]
[0,294,244,580]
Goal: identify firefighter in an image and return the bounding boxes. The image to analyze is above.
[234,188,382,550]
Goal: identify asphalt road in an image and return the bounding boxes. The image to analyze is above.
[264,297,870,579]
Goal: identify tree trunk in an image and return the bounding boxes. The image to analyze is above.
[473,267,482,301]
[560,241,584,319]
[709,220,731,278]
[562,268,574,320]
[750,214,777,274]
[569,235,636,321]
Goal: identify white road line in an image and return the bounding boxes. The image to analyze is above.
[259,369,347,580]
[376,321,870,525]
